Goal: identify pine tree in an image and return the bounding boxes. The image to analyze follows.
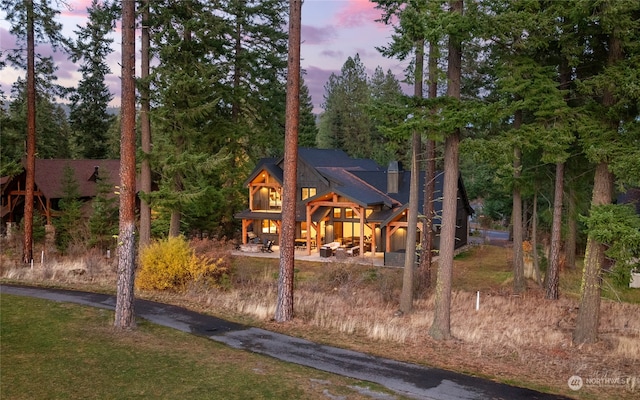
[149,0,230,237]
[275,0,302,323]
[69,0,119,159]
[54,165,83,253]
[318,54,373,158]
[4,67,72,161]
[430,0,464,341]
[1,0,67,263]
[573,0,640,344]
[88,169,118,251]
[297,76,318,148]
[114,0,137,330]
[368,66,405,166]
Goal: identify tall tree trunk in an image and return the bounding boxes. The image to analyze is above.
[419,39,439,290]
[114,0,137,330]
[546,162,564,299]
[573,163,613,343]
[565,185,577,270]
[139,0,152,249]
[512,112,525,294]
[169,207,181,237]
[400,39,424,314]
[274,0,301,323]
[573,28,621,344]
[232,0,243,123]
[430,0,462,341]
[531,192,542,285]
[22,0,36,264]
[168,158,184,237]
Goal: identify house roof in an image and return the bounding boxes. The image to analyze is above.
[243,157,280,187]
[26,159,121,199]
[238,148,473,225]
[297,148,382,170]
[314,167,398,208]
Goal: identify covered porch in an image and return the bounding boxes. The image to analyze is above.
[233,243,385,267]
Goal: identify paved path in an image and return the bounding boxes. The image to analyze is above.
[1,284,570,400]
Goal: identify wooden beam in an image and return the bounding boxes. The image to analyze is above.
[306,203,312,255]
[310,200,361,208]
[242,219,253,244]
[358,205,365,256]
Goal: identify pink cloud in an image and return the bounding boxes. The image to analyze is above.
[61,0,94,18]
[334,0,386,29]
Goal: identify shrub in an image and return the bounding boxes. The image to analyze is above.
[137,236,230,291]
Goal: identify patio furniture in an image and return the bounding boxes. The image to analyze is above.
[319,246,332,257]
[346,246,359,257]
[261,240,274,253]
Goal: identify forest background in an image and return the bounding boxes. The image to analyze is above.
[1,0,640,343]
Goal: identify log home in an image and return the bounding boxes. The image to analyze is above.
[235,148,473,266]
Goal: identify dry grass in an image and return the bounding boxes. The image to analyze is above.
[2,239,639,399]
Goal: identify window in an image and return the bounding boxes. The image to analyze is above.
[333,208,341,218]
[269,189,281,209]
[345,208,353,218]
[262,219,278,234]
[301,187,316,200]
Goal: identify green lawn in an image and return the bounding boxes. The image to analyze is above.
[0,294,400,400]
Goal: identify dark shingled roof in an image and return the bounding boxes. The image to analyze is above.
[315,167,398,207]
[25,159,121,199]
[237,148,473,226]
[243,157,281,187]
[297,148,382,170]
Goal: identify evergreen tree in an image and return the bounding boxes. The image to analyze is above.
[318,54,373,158]
[223,0,289,159]
[69,0,119,159]
[298,76,318,148]
[149,0,231,237]
[54,165,83,253]
[368,66,406,166]
[275,0,302,323]
[114,0,137,330]
[88,169,118,251]
[573,0,640,344]
[4,52,72,160]
[1,0,67,263]
[148,0,289,238]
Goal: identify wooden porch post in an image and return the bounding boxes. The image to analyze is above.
[306,203,312,255]
[359,206,365,256]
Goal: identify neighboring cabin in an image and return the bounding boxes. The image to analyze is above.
[1,159,120,231]
[617,187,640,215]
[235,148,473,267]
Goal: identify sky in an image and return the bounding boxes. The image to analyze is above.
[1,0,409,114]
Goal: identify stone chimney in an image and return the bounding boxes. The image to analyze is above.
[387,161,400,194]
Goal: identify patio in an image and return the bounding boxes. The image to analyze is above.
[232,245,385,267]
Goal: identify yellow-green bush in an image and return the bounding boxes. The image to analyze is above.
[137,236,229,291]
[137,236,197,291]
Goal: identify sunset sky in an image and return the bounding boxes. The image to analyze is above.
[0,0,409,114]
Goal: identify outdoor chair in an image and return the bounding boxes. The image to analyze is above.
[261,240,274,253]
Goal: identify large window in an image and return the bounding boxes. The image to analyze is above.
[262,219,278,234]
[301,187,316,200]
[269,188,281,210]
